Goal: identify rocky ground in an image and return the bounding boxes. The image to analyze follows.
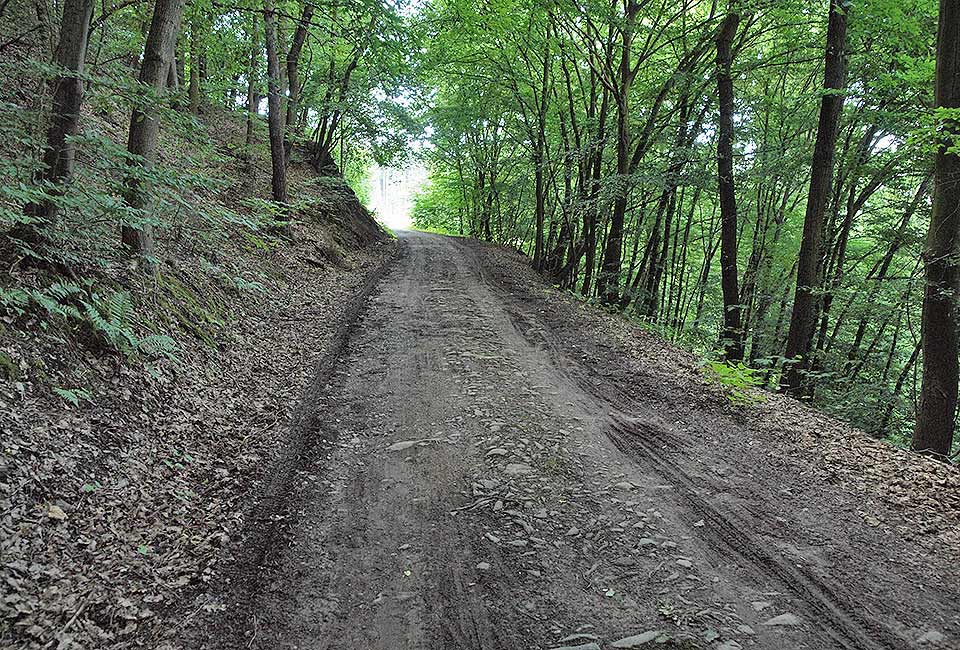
[176,232,960,650]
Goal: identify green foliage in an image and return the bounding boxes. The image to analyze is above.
[0,0,947,451]
[411,0,942,446]
[229,276,267,294]
[52,386,93,406]
[412,175,471,235]
[83,291,179,359]
[342,147,375,205]
[0,281,178,360]
[701,360,765,406]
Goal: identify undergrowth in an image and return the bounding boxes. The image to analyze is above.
[0,58,327,399]
[0,281,177,360]
[700,359,765,405]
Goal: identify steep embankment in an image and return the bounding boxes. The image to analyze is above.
[0,107,395,650]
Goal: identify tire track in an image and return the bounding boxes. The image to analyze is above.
[607,416,903,650]
[181,242,404,650]
[465,239,910,650]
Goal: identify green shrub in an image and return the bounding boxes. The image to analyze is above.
[700,359,765,405]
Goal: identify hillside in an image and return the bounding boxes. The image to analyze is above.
[0,103,394,649]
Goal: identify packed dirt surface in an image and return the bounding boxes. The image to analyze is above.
[181,231,959,650]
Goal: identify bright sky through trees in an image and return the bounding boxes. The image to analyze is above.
[368,162,427,229]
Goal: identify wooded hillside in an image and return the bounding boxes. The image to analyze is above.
[0,0,397,646]
[0,0,407,398]
[412,0,960,458]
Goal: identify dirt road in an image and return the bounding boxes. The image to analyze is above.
[184,232,958,650]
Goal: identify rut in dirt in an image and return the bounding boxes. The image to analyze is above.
[184,231,956,650]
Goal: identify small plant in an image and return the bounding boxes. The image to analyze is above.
[700,359,765,405]
[229,275,267,294]
[0,282,178,361]
[79,290,178,360]
[53,387,93,406]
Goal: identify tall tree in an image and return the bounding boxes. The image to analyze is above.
[121,0,188,269]
[245,12,260,149]
[263,0,288,210]
[780,0,850,396]
[716,8,744,360]
[913,0,960,456]
[284,0,314,161]
[597,0,640,305]
[16,0,95,250]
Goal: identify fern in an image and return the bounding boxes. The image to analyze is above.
[53,387,92,406]
[2,280,178,361]
[79,291,178,360]
[230,276,266,294]
[0,287,30,316]
[137,334,178,359]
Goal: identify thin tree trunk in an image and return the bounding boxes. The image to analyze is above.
[245,12,259,149]
[263,0,289,211]
[716,10,744,360]
[581,79,609,298]
[121,0,187,270]
[176,43,185,85]
[913,0,960,456]
[527,20,552,272]
[879,339,922,437]
[693,217,721,327]
[764,260,798,386]
[842,174,931,363]
[781,0,849,396]
[284,0,314,162]
[598,0,639,305]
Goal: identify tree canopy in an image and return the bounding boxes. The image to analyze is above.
[411,0,960,455]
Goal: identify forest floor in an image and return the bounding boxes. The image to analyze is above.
[177,231,960,650]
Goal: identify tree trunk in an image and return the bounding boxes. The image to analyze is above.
[188,19,200,113]
[284,0,314,162]
[580,79,609,298]
[597,0,638,305]
[780,0,849,396]
[18,0,94,248]
[716,10,744,360]
[532,20,551,273]
[533,151,546,270]
[879,339,922,437]
[913,0,960,456]
[166,54,178,91]
[263,0,289,210]
[121,0,187,270]
[176,44,185,85]
[843,174,932,364]
[245,12,259,149]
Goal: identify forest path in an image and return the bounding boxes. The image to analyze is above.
[189,232,955,650]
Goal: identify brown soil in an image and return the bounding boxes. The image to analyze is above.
[177,232,959,650]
